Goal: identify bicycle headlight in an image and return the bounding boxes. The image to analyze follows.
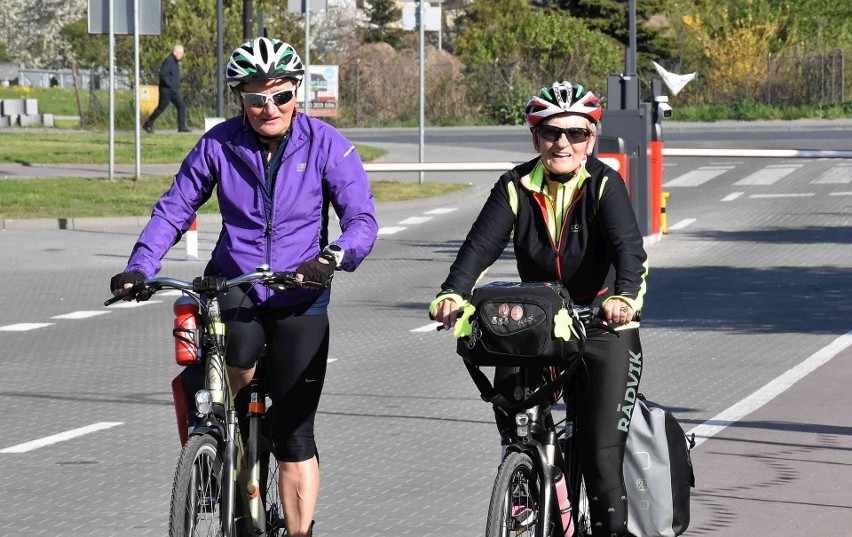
[515,413,529,438]
[195,389,212,415]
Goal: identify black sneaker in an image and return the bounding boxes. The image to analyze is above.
[143,124,153,134]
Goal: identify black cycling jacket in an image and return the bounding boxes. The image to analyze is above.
[440,156,647,309]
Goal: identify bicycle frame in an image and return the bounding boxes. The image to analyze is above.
[106,267,313,537]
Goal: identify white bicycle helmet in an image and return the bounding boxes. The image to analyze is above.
[226,37,304,89]
[524,81,602,128]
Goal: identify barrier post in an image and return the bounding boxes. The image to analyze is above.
[661,192,670,235]
[185,218,198,261]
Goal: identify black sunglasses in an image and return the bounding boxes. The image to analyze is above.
[240,88,296,108]
[537,125,592,143]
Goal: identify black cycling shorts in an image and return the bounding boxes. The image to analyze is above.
[220,286,330,463]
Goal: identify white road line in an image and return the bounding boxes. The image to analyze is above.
[399,216,433,225]
[411,323,440,333]
[721,192,744,202]
[0,422,124,454]
[378,227,406,235]
[51,311,110,320]
[424,208,458,215]
[664,167,733,187]
[749,193,815,199]
[106,300,163,309]
[734,164,801,186]
[829,191,852,196]
[0,323,55,332]
[667,218,696,231]
[812,164,852,184]
[688,331,852,447]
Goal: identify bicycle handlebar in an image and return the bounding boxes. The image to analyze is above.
[104,267,326,307]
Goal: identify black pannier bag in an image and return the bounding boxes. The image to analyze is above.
[455,281,581,367]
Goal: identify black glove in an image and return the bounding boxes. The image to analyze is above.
[110,270,145,292]
[295,256,336,287]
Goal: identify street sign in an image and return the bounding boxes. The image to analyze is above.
[88,0,162,35]
[287,0,327,13]
[402,3,441,31]
[296,65,339,118]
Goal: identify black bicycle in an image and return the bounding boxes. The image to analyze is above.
[106,266,323,537]
[468,305,609,537]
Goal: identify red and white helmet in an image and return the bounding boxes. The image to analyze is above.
[524,81,602,128]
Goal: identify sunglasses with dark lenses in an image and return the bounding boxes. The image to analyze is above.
[537,125,592,143]
[240,88,296,108]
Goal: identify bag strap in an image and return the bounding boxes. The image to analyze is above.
[462,357,584,416]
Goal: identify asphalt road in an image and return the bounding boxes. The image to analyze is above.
[0,122,851,535]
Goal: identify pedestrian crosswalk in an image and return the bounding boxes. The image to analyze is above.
[664,160,852,188]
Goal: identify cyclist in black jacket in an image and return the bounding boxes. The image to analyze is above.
[430,81,648,537]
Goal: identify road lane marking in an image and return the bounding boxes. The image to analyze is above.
[399,216,433,225]
[812,163,852,184]
[0,323,55,331]
[378,227,406,235]
[51,311,110,320]
[688,331,852,447]
[424,208,458,215]
[721,192,744,202]
[734,164,801,186]
[829,191,852,196]
[0,422,124,454]
[667,218,696,231]
[411,323,440,333]
[664,167,733,187]
[749,193,815,198]
[105,300,163,308]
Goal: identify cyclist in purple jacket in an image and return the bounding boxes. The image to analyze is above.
[110,37,378,536]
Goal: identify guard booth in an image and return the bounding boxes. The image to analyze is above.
[600,74,670,239]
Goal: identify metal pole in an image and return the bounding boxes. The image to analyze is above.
[134,0,141,181]
[355,59,360,127]
[626,0,637,76]
[108,0,115,181]
[304,0,311,116]
[217,0,224,117]
[418,0,425,184]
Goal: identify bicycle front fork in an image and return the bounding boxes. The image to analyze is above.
[223,408,239,537]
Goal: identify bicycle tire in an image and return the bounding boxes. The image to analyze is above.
[169,434,227,537]
[486,451,549,537]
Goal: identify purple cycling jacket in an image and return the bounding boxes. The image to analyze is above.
[124,113,378,307]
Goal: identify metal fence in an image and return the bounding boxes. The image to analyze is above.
[15,68,130,91]
[766,48,846,106]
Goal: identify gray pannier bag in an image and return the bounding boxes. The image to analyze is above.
[624,394,696,537]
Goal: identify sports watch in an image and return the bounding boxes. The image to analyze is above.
[321,244,344,267]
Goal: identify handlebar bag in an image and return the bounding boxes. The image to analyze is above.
[456,281,581,367]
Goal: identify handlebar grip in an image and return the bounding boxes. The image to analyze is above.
[104,294,125,307]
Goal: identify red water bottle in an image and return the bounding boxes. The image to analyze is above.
[173,296,200,365]
[554,470,574,536]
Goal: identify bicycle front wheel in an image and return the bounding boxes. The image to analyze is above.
[486,451,546,537]
[169,434,227,537]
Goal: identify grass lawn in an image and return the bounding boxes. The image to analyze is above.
[0,176,470,219]
[0,131,387,165]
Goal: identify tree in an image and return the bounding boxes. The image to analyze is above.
[530,0,676,75]
[454,0,622,124]
[0,0,87,69]
[358,0,405,49]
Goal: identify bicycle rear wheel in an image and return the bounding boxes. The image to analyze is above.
[486,451,547,537]
[169,434,227,537]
